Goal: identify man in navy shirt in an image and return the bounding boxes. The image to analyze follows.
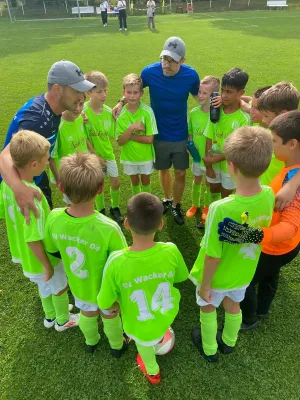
[113,37,200,225]
[0,60,94,220]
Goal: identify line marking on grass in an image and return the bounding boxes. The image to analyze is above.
[202,13,258,27]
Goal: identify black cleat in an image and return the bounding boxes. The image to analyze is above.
[85,341,100,355]
[99,208,106,216]
[239,321,258,332]
[110,335,131,358]
[162,199,172,215]
[110,207,124,224]
[216,331,234,354]
[197,221,205,229]
[257,313,269,320]
[191,328,218,362]
[171,204,185,225]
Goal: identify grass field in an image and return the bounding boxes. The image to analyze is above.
[1,10,300,400]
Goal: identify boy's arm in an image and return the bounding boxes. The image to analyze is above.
[49,159,60,186]
[117,126,133,146]
[130,135,154,144]
[275,170,300,212]
[199,256,221,303]
[27,241,54,281]
[97,256,119,311]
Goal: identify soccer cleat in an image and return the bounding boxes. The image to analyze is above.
[216,331,235,354]
[171,204,185,225]
[197,221,205,230]
[201,206,209,222]
[257,313,269,320]
[136,354,161,385]
[191,328,218,362]
[125,28,127,31]
[110,207,124,224]
[44,318,56,329]
[85,341,100,355]
[186,206,198,218]
[99,208,106,216]
[119,28,122,31]
[55,313,80,332]
[110,335,131,358]
[239,321,258,332]
[162,199,172,215]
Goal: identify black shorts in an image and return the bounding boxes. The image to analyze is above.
[153,139,189,171]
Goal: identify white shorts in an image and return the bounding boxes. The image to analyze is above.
[195,284,248,308]
[206,168,236,190]
[74,296,110,315]
[106,160,119,178]
[27,262,68,299]
[192,163,206,177]
[123,161,154,176]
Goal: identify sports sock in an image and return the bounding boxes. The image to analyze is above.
[95,192,105,211]
[222,311,242,347]
[192,182,201,207]
[52,291,69,325]
[101,314,123,350]
[210,192,221,203]
[136,342,160,375]
[110,187,120,208]
[39,292,56,320]
[79,313,100,346]
[141,184,151,193]
[131,184,141,196]
[200,310,218,356]
[204,187,212,207]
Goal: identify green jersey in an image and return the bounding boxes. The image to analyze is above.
[0,181,57,276]
[204,108,251,172]
[260,153,285,186]
[116,102,158,164]
[190,187,274,290]
[44,209,127,304]
[97,242,189,345]
[84,103,115,161]
[188,106,209,168]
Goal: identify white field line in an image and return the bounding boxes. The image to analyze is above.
[202,12,258,27]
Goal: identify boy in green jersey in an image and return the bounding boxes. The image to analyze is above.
[116,73,158,195]
[84,71,123,224]
[203,68,251,199]
[186,76,220,227]
[44,152,128,354]
[0,130,78,331]
[247,86,271,127]
[98,193,189,385]
[190,126,274,362]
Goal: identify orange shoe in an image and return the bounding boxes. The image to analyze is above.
[136,354,161,385]
[186,206,198,218]
[201,206,209,222]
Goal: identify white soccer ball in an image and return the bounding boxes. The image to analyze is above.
[154,327,175,356]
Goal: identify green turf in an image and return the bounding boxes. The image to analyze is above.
[1,11,300,400]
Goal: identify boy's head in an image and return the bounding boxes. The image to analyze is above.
[59,152,104,204]
[269,110,300,163]
[125,193,164,236]
[85,71,108,104]
[123,74,143,105]
[223,126,273,179]
[250,86,272,124]
[258,82,300,127]
[10,130,50,176]
[62,96,85,120]
[198,75,220,106]
[221,68,249,106]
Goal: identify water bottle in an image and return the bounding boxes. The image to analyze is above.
[210,92,220,123]
[186,140,201,163]
[210,141,221,156]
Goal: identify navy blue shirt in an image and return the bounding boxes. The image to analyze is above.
[1,94,61,185]
[141,62,200,142]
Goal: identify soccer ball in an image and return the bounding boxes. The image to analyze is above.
[154,327,175,356]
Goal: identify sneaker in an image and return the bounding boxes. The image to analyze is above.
[136,354,161,385]
[125,28,127,31]
[110,207,124,224]
[201,206,209,222]
[55,313,80,332]
[191,328,218,362]
[110,334,131,358]
[239,321,258,332]
[44,318,55,329]
[216,331,234,354]
[162,199,172,215]
[171,204,184,225]
[186,206,198,218]
[197,221,205,230]
[119,28,122,31]
[85,340,100,355]
[257,313,269,320]
[99,208,106,216]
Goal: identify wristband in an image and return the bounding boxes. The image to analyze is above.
[118,98,125,104]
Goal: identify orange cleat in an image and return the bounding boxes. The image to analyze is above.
[186,206,198,218]
[136,354,161,385]
[201,206,209,222]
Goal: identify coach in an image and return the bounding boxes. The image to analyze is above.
[0,60,94,222]
[113,37,200,225]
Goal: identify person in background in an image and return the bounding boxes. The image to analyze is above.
[100,0,109,27]
[147,0,155,30]
[117,0,127,31]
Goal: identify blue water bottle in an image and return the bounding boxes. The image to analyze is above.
[187,141,201,163]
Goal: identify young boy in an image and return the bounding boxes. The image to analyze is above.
[0,130,78,331]
[218,111,300,330]
[190,126,274,362]
[44,152,128,354]
[84,71,123,224]
[249,86,271,126]
[186,76,220,227]
[116,73,158,195]
[203,68,251,199]
[97,193,189,384]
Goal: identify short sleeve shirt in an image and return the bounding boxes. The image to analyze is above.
[188,106,209,167]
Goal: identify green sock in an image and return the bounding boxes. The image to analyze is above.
[95,193,105,211]
[141,184,151,193]
[222,311,242,347]
[101,314,123,350]
[136,342,160,375]
[204,187,212,207]
[192,182,201,207]
[52,291,69,325]
[39,293,56,320]
[200,310,218,356]
[211,192,221,203]
[79,312,100,346]
[131,184,141,196]
[110,188,120,208]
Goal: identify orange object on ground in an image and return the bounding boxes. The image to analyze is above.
[201,206,209,222]
[186,206,198,218]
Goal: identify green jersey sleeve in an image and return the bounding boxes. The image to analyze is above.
[44,211,59,253]
[23,198,47,243]
[173,245,189,283]
[144,107,158,136]
[204,119,215,141]
[108,228,128,254]
[0,188,4,219]
[202,202,223,259]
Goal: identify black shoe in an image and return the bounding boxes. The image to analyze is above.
[197,221,205,229]
[257,313,269,320]
[99,208,106,216]
[171,204,184,225]
[239,321,258,332]
[110,335,131,358]
[191,328,218,362]
[162,199,172,215]
[110,207,124,224]
[85,341,100,355]
[216,331,234,354]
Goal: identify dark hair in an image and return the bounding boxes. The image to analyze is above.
[269,110,300,144]
[127,193,163,235]
[222,68,249,91]
[254,86,272,99]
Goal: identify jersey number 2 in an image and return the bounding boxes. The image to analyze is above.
[66,246,88,279]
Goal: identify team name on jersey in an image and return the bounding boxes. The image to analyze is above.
[52,233,100,252]
[122,271,175,289]
[71,138,86,150]
[88,131,109,139]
